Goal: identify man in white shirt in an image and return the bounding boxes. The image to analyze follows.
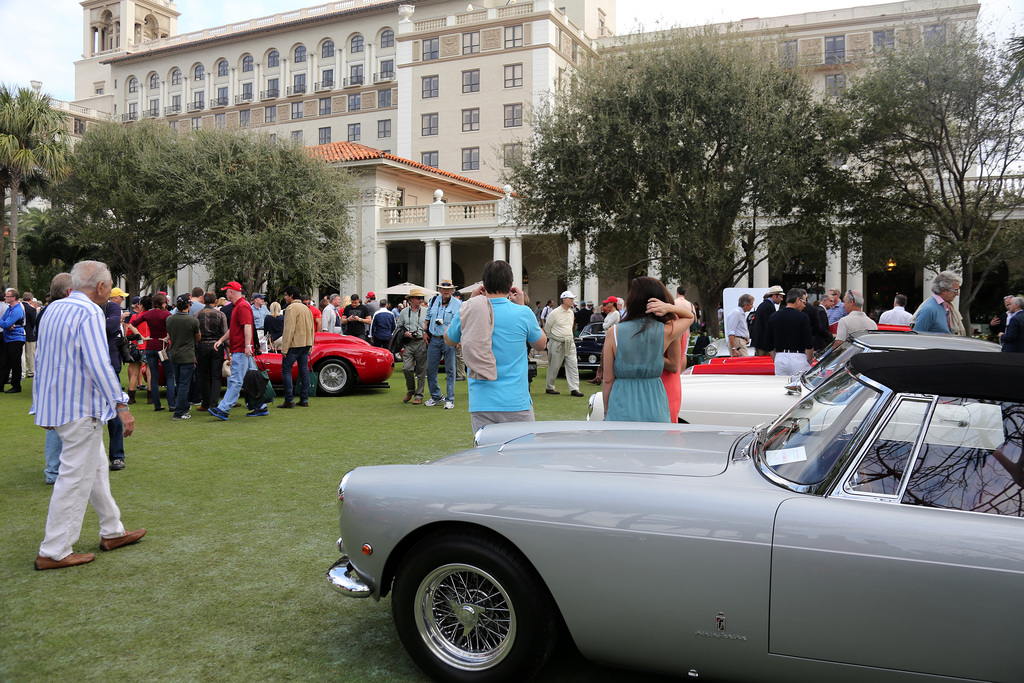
[834,290,878,348]
[726,294,755,357]
[544,291,583,396]
[322,294,342,333]
[32,260,146,570]
[879,293,913,325]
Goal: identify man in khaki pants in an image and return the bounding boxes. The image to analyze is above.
[544,291,584,397]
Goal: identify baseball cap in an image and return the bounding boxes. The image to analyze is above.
[560,291,575,299]
[110,287,128,298]
[366,291,375,298]
[253,293,266,301]
[220,281,242,292]
[176,294,191,305]
[602,296,617,305]
[131,296,141,305]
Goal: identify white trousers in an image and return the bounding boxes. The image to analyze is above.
[39,417,125,561]
[546,337,579,391]
[774,352,811,377]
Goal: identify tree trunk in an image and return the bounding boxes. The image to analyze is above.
[959,256,974,336]
[8,172,20,290]
[0,180,7,291]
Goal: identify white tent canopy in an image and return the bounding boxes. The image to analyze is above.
[383,282,439,297]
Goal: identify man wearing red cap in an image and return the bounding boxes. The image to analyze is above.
[209,282,268,419]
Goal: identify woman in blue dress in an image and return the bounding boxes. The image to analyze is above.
[603,277,692,422]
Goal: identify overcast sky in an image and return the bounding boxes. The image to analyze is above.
[0,0,1018,102]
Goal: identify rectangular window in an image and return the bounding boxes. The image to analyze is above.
[923,24,946,45]
[216,86,228,106]
[171,94,181,111]
[291,102,303,119]
[347,123,360,141]
[422,151,438,167]
[128,102,138,120]
[292,130,303,142]
[505,25,523,49]
[463,31,480,54]
[422,113,438,136]
[461,147,480,171]
[378,119,391,138]
[321,69,334,88]
[423,38,439,60]
[292,74,306,95]
[504,103,522,128]
[504,64,523,88]
[503,143,522,167]
[379,89,392,108]
[780,40,797,68]
[348,94,361,111]
[74,118,87,134]
[319,126,332,144]
[215,113,226,129]
[265,105,277,122]
[422,75,439,98]
[572,41,578,63]
[148,98,159,116]
[379,59,394,80]
[462,108,479,132]
[319,97,332,115]
[191,117,201,130]
[462,69,480,93]
[825,73,846,98]
[824,35,845,64]
[872,29,894,51]
[242,82,253,100]
[266,78,279,98]
[240,109,250,127]
[349,64,363,86]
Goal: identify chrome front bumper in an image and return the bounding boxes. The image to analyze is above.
[326,554,373,597]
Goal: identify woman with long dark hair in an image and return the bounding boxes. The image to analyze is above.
[602,277,692,422]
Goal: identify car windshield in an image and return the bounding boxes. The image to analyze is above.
[801,340,861,390]
[760,368,882,485]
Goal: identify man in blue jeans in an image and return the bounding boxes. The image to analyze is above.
[209,281,267,419]
[166,294,200,421]
[278,285,314,408]
[424,279,462,409]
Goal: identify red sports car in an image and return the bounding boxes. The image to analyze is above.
[261,333,394,396]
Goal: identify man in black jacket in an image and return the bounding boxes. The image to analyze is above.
[750,286,784,356]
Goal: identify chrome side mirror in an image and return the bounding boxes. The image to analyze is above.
[784,377,802,396]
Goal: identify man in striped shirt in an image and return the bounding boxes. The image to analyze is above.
[31,261,146,570]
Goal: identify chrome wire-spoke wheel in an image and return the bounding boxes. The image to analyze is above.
[317,359,353,395]
[415,563,516,671]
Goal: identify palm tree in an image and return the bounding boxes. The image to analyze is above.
[1010,35,1024,87]
[0,84,71,289]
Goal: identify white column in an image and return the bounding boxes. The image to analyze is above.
[229,67,236,103]
[846,245,864,295]
[825,246,843,291]
[205,72,212,107]
[423,239,438,290]
[492,236,507,262]
[567,239,582,297]
[439,238,452,282]
[753,235,769,289]
[584,236,599,305]
[509,236,524,289]
[283,58,290,94]
[376,241,388,295]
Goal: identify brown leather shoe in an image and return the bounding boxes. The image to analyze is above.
[545,389,560,395]
[412,396,422,405]
[100,528,147,551]
[403,391,413,403]
[277,401,295,409]
[570,390,585,397]
[297,401,309,407]
[35,552,96,570]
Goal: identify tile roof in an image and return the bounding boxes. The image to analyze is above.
[307,141,507,195]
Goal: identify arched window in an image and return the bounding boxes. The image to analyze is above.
[127,77,138,93]
[294,45,306,63]
[268,50,279,67]
[170,68,181,85]
[351,35,364,53]
[217,59,228,77]
[149,73,159,90]
[322,40,334,58]
[380,29,394,48]
[242,55,253,72]
[194,64,205,81]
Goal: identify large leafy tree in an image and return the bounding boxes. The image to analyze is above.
[504,27,837,334]
[47,121,193,294]
[163,129,356,296]
[0,84,71,289]
[841,27,1024,329]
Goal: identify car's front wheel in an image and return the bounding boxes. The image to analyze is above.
[392,530,557,683]
[315,358,355,396]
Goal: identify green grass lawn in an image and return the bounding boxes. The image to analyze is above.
[1,365,670,682]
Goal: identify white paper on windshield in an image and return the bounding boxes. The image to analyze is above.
[765,446,807,466]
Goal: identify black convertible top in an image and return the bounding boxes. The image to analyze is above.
[850,349,1024,403]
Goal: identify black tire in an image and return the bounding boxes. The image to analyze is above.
[315,358,355,396]
[391,530,557,683]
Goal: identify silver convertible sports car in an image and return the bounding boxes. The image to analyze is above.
[327,350,1024,683]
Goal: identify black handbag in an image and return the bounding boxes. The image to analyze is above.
[115,334,132,364]
[243,358,276,405]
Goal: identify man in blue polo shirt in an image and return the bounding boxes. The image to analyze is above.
[445,260,546,434]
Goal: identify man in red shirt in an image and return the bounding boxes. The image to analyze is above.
[127,292,174,412]
[209,282,268,419]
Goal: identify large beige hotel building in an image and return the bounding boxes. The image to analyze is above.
[63,0,980,305]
